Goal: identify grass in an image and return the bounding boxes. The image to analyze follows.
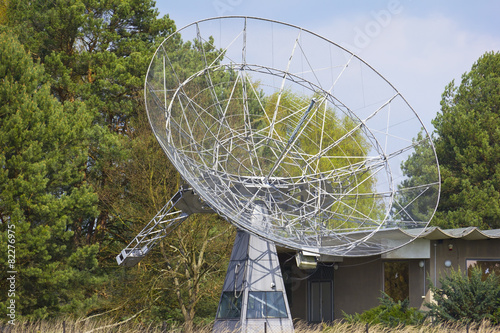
[2,319,499,333]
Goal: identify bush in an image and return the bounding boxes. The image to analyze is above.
[343,292,425,328]
[426,267,500,325]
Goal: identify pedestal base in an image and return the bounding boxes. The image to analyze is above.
[213,230,294,333]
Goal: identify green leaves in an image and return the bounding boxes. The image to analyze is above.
[2,0,229,323]
[427,268,500,324]
[343,292,425,328]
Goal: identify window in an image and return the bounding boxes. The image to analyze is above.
[216,292,242,319]
[384,261,409,302]
[466,259,500,281]
[246,291,288,319]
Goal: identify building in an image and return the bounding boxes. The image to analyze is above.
[278,227,500,322]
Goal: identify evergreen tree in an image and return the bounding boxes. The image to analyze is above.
[398,131,440,223]
[402,51,500,229]
[2,1,240,324]
[432,51,500,229]
[4,0,177,248]
[0,32,102,318]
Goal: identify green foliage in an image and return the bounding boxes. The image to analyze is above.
[343,292,425,328]
[426,267,500,325]
[0,0,7,25]
[0,31,103,318]
[4,0,178,249]
[2,0,235,324]
[399,131,440,222]
[0,0,182,320]
[0,0,393,325]
[262,90,382,230]
[403,51,500,229]
[262,90,371,175]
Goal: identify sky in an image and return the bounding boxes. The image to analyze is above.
[155,0,500,132]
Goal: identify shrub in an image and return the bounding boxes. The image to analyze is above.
[343,292,425,328]
[426,267,500,325]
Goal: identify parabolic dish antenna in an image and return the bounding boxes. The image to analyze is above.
[143,16,440,257]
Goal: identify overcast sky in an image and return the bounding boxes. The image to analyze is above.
[155,0,500,131]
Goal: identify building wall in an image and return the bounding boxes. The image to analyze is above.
[283,254,385,320]
[334,257,429,315]
[408,259,428,308]
[281,238,500,323]
[429,238,500,288]
[285,261,308,320]
[333,256,382,319]
[284,256,428,320]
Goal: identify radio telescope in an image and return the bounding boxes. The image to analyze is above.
[117,16,440,332]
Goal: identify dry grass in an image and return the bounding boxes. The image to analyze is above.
[302,321,500,333]
[2,319,499,333]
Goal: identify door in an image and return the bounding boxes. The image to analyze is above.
[309,280,333,322]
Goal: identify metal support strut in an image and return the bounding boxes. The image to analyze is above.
[116,186,214,267]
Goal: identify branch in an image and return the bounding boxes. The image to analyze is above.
[83,309,146,333]
[76,301,129,323]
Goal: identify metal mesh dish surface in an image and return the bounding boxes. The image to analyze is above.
[145,17,440,256]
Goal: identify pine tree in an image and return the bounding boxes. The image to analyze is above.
[401,51,500,229]
[432,51,500,229]
[3,1,236,323]
[5,0,178,248]
[0,32,102,318]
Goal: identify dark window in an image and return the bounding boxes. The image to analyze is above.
[246,291,288,319]
[384,261,409,302]
[466,259,500,281]
[216,291,242,319]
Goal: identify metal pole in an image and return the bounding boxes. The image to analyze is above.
[423,260,426,297]
[265,98,317,182]
[434,242,437,285]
